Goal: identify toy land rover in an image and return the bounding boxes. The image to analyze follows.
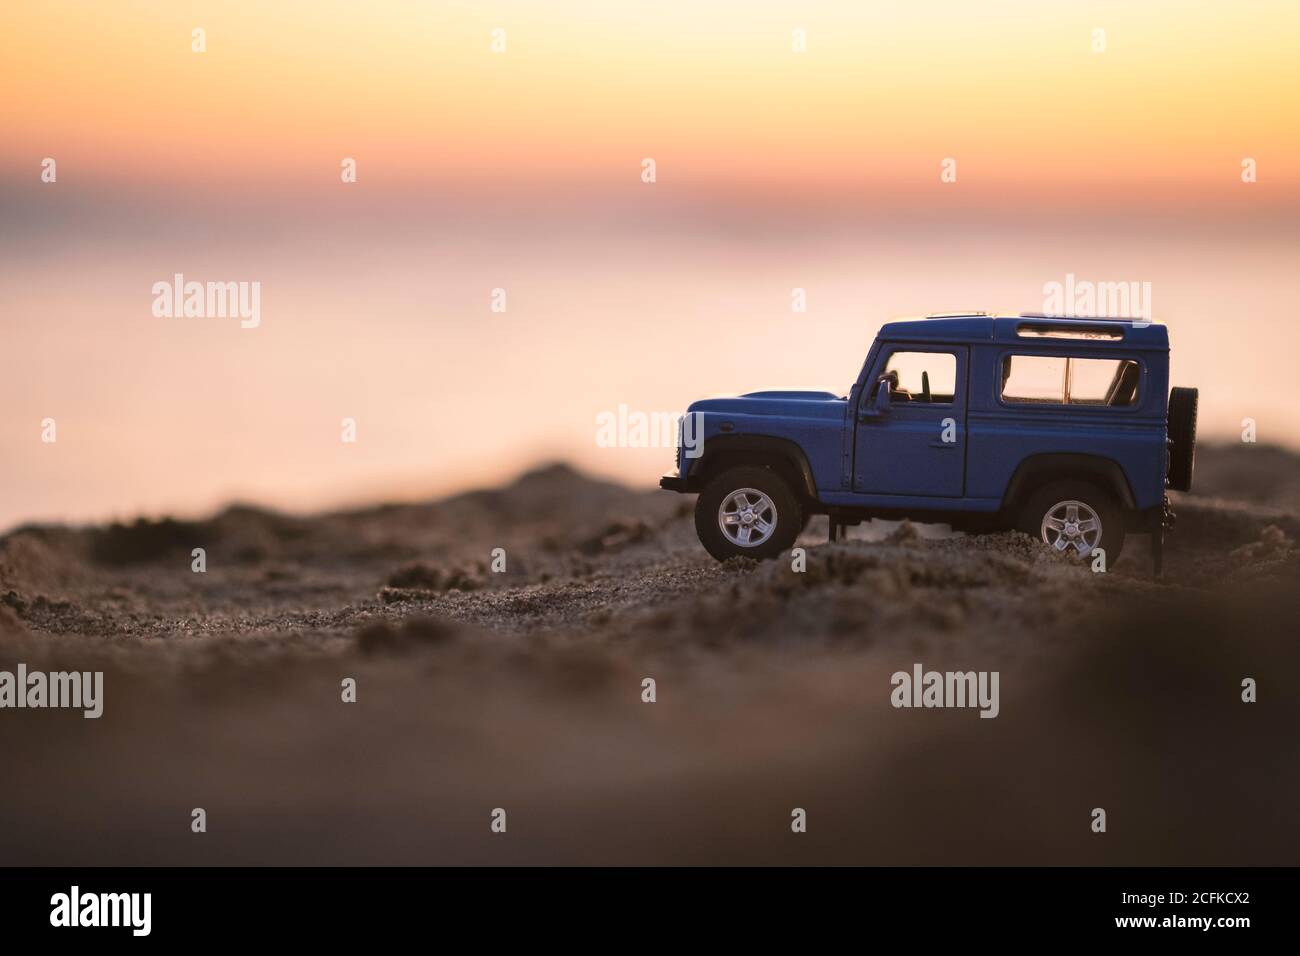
[660,313,1197,571]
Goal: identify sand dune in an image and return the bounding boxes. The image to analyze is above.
[0,445,1296,864]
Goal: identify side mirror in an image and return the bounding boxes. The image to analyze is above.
[875,378,892,411]
[860,379,892,420]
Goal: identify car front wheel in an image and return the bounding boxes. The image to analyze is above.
[695,466,802,561]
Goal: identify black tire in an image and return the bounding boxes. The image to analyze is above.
[1016,479,1125,565]
[694,466,802,561]
[1167,386,1198,492]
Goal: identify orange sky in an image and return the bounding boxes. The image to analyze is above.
[3,1,1299,200]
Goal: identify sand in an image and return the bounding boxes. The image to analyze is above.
[1,445,1296,864]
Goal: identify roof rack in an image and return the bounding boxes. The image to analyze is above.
[1017,312,1152,322]
[926,311,992,319]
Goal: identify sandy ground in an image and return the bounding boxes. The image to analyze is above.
[1,444,1297,865]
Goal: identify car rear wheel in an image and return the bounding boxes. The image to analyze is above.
[695,466,802,561]
[1017,480,1125,565]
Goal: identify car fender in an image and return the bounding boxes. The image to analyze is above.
[690,434,818,501]
[1002,453,1137,511]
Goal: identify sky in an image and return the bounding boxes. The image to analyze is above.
[2,1,1298,530]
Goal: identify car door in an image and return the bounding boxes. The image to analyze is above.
[853,345,967,497]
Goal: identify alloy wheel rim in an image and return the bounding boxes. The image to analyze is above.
[1041,499,1102,556]
[718,488,778,547]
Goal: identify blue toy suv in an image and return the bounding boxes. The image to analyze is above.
[660,313,1197,571]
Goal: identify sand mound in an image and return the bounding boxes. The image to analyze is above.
[1,445,1298,864]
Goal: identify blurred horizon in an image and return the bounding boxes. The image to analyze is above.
[3,1,1299,531]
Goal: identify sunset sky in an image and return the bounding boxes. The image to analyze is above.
[4,1,1299,196]
[2,1,1298,529]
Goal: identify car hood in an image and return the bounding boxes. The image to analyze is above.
[687,389,846,418]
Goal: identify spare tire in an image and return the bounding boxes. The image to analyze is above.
[1167,386,1198,492]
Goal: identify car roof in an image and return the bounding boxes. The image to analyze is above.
[878,313,1169,350]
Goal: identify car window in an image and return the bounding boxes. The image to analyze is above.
[1000,355,1140,406]
[882,351,957,404]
